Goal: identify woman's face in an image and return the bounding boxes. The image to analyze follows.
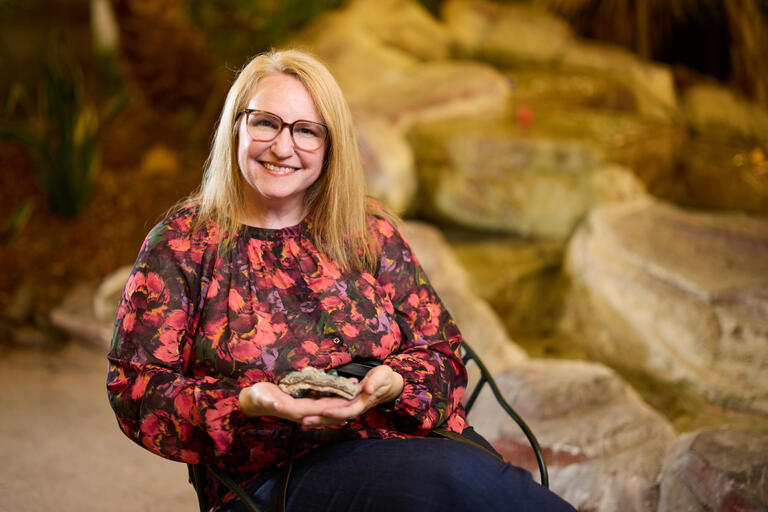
[237,73,327,221]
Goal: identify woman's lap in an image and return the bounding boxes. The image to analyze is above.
[225,434,575,512]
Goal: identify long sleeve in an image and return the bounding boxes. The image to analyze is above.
[106,215,263,468]
[373,218,468,432]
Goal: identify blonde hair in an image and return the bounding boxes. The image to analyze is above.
[188,48,392,272]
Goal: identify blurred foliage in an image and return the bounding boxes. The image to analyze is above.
[1,199,34,245]
[0,33,128,218]
[182,0,347,64]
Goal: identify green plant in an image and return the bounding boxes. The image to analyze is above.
[0,34,127,217]
[1,199,34,245]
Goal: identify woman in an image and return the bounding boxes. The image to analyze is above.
[107,49,575,512]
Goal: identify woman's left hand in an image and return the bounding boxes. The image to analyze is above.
[302,364,404,428]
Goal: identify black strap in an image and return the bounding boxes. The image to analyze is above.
[278,423,299,512]
[207,465,262,512]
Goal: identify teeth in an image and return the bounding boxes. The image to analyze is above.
[263,162,297,174]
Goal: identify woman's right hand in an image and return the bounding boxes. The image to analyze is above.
[238,382,354,426]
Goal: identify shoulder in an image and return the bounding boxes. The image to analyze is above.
[145,204,221,249]
[139,204,224,266]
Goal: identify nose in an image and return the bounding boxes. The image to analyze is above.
[270,125,294,157]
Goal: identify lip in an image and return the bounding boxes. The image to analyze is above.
[260,161,300,176]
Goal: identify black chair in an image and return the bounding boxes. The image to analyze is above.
[188,342,548,512]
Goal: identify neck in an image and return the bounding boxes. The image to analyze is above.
[240,193,307,229]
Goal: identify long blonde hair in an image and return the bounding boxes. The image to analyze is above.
[188,48,391,272]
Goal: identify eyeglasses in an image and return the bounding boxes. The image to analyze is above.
[237,109,328,151]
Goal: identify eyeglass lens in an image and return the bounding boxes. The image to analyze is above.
[245,111,327,150]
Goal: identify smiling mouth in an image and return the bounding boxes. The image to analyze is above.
[262,162,299,175]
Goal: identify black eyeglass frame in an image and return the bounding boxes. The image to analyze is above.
[236,109,329,151]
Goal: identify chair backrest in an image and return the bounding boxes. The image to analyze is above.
[188,342,549,512]
[460,342,549,488]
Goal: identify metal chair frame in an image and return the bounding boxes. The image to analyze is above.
[188,342,548,512]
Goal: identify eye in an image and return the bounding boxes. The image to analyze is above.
[295,122,325,138]
[249,113,279,129]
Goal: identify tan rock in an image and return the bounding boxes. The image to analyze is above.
[357,61,510,129]
[562,198,768,413]
[443,0,573,65]
[294,7,510,130]
[560,40,678,122]
[355,115,416,214]
[469,359,675,511]
[684,83,768,141]
[343,0,452,61]
[657,427,768,512]
[442,0,677,122]
[408,119,647,239]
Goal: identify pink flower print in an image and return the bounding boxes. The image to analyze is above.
[168,236,190,252]
[228,289,246,313]
[407,290,441,337]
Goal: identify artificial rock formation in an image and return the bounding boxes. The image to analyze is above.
[563,197,768,414]
[409,117,647,239]
[657,426,768,512]
[468,359,675,512]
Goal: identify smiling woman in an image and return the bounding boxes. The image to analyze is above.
[106,49,576,512]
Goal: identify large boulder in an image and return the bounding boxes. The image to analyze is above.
[468,359,675,511]
[562,198,768,414]
[295,0,510,130]
[401,221,527,375]
[409,116,647,239]
[443,0,574,66]
[341,0,452,61]
[442,0,678,122]
[657,426,768,511]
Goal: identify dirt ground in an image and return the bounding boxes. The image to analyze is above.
[0,341,198,512]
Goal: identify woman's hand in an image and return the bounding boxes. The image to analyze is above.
[304,365,404,427]
[238,382,353,426]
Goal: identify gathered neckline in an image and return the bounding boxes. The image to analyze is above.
[240,216,311,240]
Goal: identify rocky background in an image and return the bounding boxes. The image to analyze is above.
[2,1,767,511]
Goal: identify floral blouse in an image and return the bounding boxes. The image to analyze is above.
[106,205,468,508]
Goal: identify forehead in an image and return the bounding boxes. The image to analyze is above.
[244,73,323,123]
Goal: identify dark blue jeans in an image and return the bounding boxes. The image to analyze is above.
[224,430,576,512]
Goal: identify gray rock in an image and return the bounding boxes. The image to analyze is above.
[562,198,768,414]
[658,426,768,512]
[468,359,675,511]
